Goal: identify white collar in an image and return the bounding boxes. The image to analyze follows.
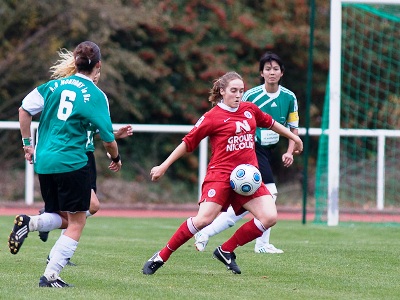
[263,85,281,98]
[75,73,93,82]
[217,102,239,112]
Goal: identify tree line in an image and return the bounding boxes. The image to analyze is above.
[0,0,330,201]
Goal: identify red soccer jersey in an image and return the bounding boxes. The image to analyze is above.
[183,102,275,182]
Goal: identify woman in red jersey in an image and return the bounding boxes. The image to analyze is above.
[142,71,303,275]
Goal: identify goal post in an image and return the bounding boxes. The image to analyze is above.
[323,0,400,225]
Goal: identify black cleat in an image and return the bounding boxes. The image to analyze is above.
[38,231,49,242]
[142,251,164,275]
[8,215,30,255]
[213,246,241,274]
[38,208,49,242]
[39,275,73,288]
[66,259,77,266]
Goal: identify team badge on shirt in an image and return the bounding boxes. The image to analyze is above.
[244,111,252,119]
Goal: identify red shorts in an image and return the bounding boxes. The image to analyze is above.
[198,180,271,215]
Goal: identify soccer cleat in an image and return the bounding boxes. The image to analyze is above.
[66,259,77,266]
[255,244,284,254]
[142,251,164,275]
[8,215,30,255]
[194,232,209,252]
[38,231,50,242]
[38,208,50,242]
[39,275,73,288]
[213,246,241,274]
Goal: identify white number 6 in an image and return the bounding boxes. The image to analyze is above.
[57,90,76,121]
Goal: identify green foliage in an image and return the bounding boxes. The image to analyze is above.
[1,216,400,299]
[0,0,331,122]
[0,0,331,196]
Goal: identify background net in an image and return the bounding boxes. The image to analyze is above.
[314,3,400,223]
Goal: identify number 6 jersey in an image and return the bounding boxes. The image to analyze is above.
[20,73,114,174]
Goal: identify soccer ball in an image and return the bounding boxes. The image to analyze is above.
[230,164,262,196]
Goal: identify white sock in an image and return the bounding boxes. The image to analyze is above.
[85,210,92,218]
[253,218,268,233]
[49,229,67,259]
[29,213,62,232]
[186,217,199,235]
[255,183,277,248]
[44,235,78,280]
[200,206,248,237]
[255,228,272,248]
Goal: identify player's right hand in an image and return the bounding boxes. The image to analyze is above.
[150,166,165,181]
[23,146,34,164]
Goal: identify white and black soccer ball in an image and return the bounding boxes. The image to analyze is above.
[229,164,262,196]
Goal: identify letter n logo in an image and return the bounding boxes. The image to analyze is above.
[235,120,250,134]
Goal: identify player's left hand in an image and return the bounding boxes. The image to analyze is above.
[114,125,133,139]
[106,152,122,172]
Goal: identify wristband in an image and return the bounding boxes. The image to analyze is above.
[22,137,33,147]
[111,154,121,163]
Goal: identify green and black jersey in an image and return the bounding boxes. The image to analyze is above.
[243,84,299,147]
[21,74,114,174]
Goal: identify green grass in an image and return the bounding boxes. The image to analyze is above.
[1,216,399,300]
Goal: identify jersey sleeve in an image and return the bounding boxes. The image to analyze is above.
[87,93,115,143]
[183,113,214,152]
[242,90,251,101]
[21,88,45,116]
[287,94,299,128]
[252,103,275,129]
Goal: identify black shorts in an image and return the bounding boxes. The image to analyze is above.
[255,142,275,184]
[38,165,91,213]
[86,151,97,193]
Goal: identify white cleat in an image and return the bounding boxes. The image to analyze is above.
[194,232,209,252]
[255,244,284,254]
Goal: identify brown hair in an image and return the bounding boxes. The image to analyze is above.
[50,49,76,79]
[208,71,243,106]
[73,41,101,73]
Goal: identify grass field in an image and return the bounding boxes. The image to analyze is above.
[1,216,399,300]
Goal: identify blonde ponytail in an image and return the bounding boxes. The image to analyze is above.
[50,49,76,79]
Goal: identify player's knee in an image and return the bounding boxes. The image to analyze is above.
[89,192,100,215]
[89,202,100,215]
[258,213,277,229]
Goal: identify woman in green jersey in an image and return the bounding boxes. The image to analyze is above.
[37,49,133,247]
[9,41,122,288]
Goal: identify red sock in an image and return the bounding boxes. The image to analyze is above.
[221,219,263,252]
[159,220,194,261]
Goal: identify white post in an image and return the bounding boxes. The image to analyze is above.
[198,138,208,200]
[24,162,34,205]
[24,125,37,205]
[376,135,385,210]
[328,0,342,226]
